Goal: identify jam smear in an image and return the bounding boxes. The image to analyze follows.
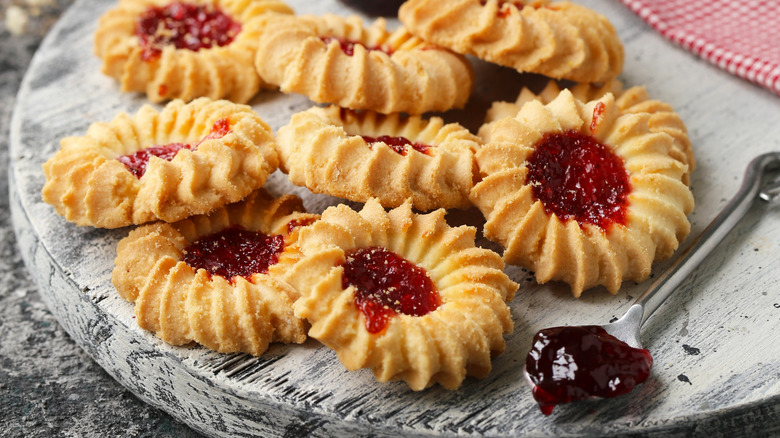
[525,129,631,229]
[117,142,191,178]
[286,217,318,234]
[117,118,230,178]
[202,117,231,140]
[136,1,241,61]
[361,135,432,156]
[320,36,392,57]
[182,226,285,284]
[499,2,525,17]
[590,102,606,132]
[525,325,653,415]
[341,247,440,334]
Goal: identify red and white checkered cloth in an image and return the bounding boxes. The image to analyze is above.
[619,0,780,96]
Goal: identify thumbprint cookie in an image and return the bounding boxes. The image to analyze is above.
[471,90,694,296]
[95,0,293,103]
[276,105,480,210]
[284,199,517,390]
[254,13,474,114]
[399,0,623,83]
[42,98,279,228]
[112,190,318,356]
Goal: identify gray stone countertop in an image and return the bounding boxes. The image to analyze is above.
[0,2,203,436]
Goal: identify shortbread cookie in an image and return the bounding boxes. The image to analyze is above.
[399,0,623,83]
[471,90,694,296]
[95,0,293,103]
[42,98,279,228]
[254,14,474,114]
[284,199,517,390]
[112,190,318,356]
[482,80,695,185]
[276,105,480,210]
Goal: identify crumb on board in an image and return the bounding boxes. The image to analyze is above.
[5,5,29,36]
[4,0,58,36]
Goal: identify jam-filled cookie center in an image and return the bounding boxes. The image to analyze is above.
[525,129,631,229]
[525,325,653,415]
[136,1,242,61]
[319,36,393,57]
[117,118,230,178]
[361,135,432,156]
[341,247,441,334]
[182,226,285,284]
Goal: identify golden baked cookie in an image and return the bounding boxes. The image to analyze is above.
[254,13,474,114]
[471,90,694,296]
[112,190,318,356]
[42,98,279,228]
[284,199,517,390]
[276,105,480,210]
[398,0,623,83]
[482,79,695,185]
[94,0,293,103]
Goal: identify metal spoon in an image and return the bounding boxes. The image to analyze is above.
[604,151,780,348]
[524,151,780,412]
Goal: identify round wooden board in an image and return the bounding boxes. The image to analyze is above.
[10,0,780,436]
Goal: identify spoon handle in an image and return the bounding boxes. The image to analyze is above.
[634,152,780,326]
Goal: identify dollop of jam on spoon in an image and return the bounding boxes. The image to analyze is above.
[524,325,652,415]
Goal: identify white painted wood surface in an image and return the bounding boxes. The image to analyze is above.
[10,0,780,436]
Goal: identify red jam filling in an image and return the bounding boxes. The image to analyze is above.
[117,118,230,178]
[201,117,231,140]
[525,130,631,229]
[117,142,190,179]
[319,36,392,57]
[525,325,653,416]
[286,217,317,234]
[341,247,440,334]
[499,2,526,17]
[590,101,606,132]
[361,135,432,156]
[136,1,241,61]
[182,226,285,284]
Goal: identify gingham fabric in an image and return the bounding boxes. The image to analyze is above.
[619,0,780,96]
